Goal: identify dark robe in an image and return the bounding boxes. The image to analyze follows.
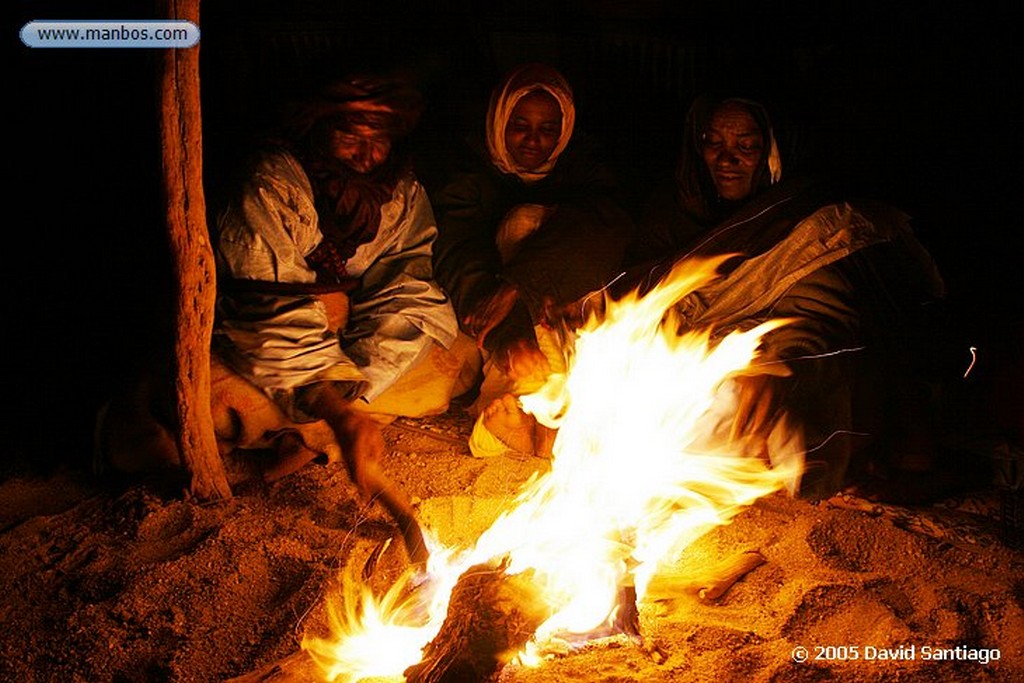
[429,133,635,352]
[628,176,950,498]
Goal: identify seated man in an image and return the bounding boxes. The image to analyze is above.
[98,74,475,563]
[212,74,467,475]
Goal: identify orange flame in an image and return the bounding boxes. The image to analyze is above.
[303,256,802,680]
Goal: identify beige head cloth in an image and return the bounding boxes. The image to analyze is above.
[485,63,576,183]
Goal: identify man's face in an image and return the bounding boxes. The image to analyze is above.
[504,90,562,171]
[329,123,392,174]
[701,102,765,201]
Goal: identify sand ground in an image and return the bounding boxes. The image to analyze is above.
[1,406,1022,683]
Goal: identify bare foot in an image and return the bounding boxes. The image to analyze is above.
[480,393,536,455]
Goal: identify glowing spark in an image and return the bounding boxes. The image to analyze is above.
[804,430,872,454]
[964,346,977,378]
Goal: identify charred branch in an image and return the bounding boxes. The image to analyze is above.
[404,559,551,683]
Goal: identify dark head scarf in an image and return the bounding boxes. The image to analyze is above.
[675,95,782,227]
[281,75,425,283]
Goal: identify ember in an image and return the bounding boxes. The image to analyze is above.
[302,256,801,681]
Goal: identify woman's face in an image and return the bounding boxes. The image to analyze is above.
[701,102,765,201]
[329,123,392,174]
[504,89,563,171]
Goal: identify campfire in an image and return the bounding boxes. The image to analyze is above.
[302,256,803,682]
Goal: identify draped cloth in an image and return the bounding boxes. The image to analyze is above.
[215,149,458,405]
[629,91,948,499]
[300,155,403,282]
[678,194,942,495]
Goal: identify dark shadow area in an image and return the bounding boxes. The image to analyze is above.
[12,1,1021,475]
[13,2,171,472]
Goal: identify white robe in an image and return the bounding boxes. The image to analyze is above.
[214,149,458,403]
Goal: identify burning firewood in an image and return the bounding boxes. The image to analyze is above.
[610,584,668,664]
[645,549,767,603]
[404,559,551,683]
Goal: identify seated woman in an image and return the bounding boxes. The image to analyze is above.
[428,62,634,458]
[627,94,953,500]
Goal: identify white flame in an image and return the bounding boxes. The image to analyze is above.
[303,256,802,680]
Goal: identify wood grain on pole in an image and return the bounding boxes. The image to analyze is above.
[158,0,231,500]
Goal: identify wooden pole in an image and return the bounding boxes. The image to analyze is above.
[158,0,231,500]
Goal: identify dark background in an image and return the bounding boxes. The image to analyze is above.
[11,1,1021,468]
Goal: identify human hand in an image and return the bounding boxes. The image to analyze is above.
[296,381,428,564]
[494,336,551,387]
[317,291,350,332]
[464,281,520,347]
[296,382,384,501]
[337,409,429,565]
[334,411,387,501]
[729,366,792,458]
